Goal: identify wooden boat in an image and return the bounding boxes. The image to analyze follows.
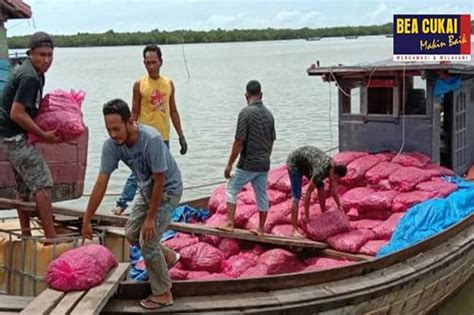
[104,60,474,313]
[1,198,472,314]
[306,37,322,41]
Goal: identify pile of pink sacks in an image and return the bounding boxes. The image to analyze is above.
[164,233,352,280]
[164,151,457,279]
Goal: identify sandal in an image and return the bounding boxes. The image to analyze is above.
[139,295,174,310]
[111,206,125,216]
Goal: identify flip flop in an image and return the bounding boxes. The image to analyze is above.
[139,296,174,310]
[111,207,125,216]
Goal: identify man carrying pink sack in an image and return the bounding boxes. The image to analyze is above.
[0,32,61,239]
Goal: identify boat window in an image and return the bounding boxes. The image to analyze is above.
[351,88,362,114]
[401,76,427,115]
[367,88,393,114]
[341,85,362,115]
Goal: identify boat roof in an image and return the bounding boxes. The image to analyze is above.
[1,0,32,19]
[307,59,474,80]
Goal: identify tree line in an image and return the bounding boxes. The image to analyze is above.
[8,24,395,48]
[7,21,474,48]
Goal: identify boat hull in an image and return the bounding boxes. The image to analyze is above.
[102,214,473,314]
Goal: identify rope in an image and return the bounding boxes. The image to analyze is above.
[82,145,340,197]
[328,63,379,98]
[181,44,191,79]
[395,63,407,157]
[328,80,333,148]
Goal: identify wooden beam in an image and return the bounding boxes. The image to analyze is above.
[50,291,86,315]
[170,222,327,249]
[322,249,373,262]
[0,295,33,312]
[0,198,373,259]
[0,197,127,225]
[20,288,64,315]
[70,263,130,315]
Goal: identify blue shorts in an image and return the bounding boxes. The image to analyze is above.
[288,169,303,202]
[226,168,269,212]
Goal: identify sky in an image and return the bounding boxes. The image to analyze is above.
[5,0,474,36]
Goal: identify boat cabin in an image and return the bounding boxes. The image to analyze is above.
[308,60,474,175]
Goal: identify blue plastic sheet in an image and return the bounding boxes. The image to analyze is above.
[377,177,474,257]
[128,205,210,280]
[162,205,211,241]
[433,76,462,98]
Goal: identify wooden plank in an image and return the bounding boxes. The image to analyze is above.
[0,296,34,312]
[170,222,327,249]
[50,291,86,315]
[322,249,373,262]
[70,263,130,315]
[20,288,65,315]
[0,198,327,250]
[0,197,127,225]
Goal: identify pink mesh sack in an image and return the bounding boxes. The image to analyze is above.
[29,89,86,144]
[45,244,118,292]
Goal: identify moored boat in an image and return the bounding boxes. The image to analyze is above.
[106,59,474,313]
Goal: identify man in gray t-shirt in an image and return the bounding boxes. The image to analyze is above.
[220,80,276,236]
[82,99,181,309]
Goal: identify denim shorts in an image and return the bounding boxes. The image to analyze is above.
[288,169,303,201]
[226,167,269,211]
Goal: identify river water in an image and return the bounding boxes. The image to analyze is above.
[46,36,393,207]
[7,36,473,311]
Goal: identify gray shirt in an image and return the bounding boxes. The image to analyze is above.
[235,100,276,172]
[100,124,182,195]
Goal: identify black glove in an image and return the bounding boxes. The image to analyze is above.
[179,136,188,155]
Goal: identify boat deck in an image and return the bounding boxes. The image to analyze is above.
[100,217,471,313]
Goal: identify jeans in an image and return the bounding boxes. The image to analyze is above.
[116,140,169,210]
[226,167,269,211]
[124,188,181,295]
[288,169,303,201]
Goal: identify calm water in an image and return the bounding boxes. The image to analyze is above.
[43,36,394,209]
[7,37,473,311]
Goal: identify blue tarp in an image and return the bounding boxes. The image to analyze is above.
[162,205,211,241]
[433,76,462,98]
[377,177,474,257]
[128,205,210,280]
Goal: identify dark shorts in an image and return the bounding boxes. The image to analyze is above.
[0,134,53,199]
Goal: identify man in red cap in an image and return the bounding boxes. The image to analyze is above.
[0,31,61,239]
